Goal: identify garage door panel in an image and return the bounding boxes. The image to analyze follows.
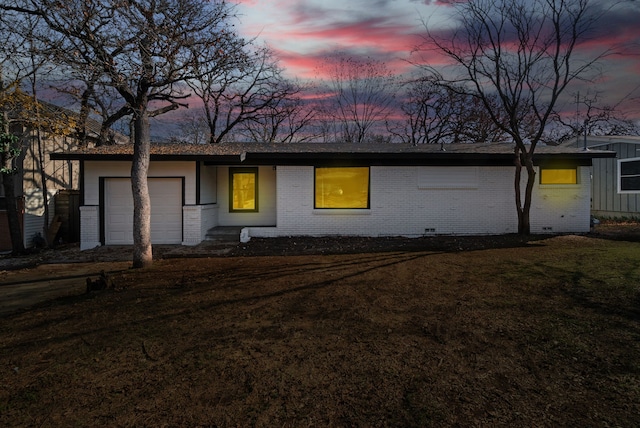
[105,179,130,245]
[110,230,130,243]
[105,178,182,245]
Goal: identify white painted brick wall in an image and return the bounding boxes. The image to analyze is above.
[182,205,201,245]
[250,165,591,238]
[182,204,219,245]
[182,205,218,245]
[530,166,591,233]
[79,206,101,250]
[79,163,593,247]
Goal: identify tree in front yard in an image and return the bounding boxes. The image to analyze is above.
[418,0,609,234]
[3,0,241,267]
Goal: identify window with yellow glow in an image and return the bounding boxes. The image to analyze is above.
[229,168,258,212]
[315,167,370,209]
[540,168,577,185]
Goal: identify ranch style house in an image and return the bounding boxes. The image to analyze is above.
[50,142,615,250]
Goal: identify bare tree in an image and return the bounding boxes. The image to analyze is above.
[188,43,303,144]
[0,93,25,255]
[392,75,509,146]
[391,76,456,145]
[0,10,34,254]
[318,53,397,143]
[19,14,62,246]
[458,94,512,144]
[3,0,239,267]
[548,90,640,145]
[54,73,128,146]
[421,0,607,234]
[173,111,210,144]
[236,80,317,143]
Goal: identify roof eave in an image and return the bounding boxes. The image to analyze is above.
[50,147,616,165]
[50,153,245,163]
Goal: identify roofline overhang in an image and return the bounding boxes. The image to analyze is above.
[50,153,244,163]
[51,149,615,166]
[243,151,613,166]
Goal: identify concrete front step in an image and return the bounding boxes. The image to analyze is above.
[204,226,243,242]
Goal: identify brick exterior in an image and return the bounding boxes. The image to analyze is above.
[248,165,592,238]
[530,166,591,234]
[182,204,218,245]
[78,162,593,249]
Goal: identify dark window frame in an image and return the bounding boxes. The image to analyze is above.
[229,167,259,213]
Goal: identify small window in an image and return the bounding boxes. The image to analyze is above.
[229,168,258,212]
[540,168,577,185]
[315,167,370,209]
[619,158,640,193]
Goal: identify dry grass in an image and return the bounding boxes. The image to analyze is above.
[1,235,639,426]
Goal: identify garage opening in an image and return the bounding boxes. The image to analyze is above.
[103,177,183,245]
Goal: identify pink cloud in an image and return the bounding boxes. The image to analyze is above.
[285,17,419,52]
[273,46,423,81]
[236,1,434,79]
[235,0,640,125]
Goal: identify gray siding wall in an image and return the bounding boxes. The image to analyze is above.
[592,143,640,218]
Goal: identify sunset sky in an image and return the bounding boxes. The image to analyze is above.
[234,0,640,119]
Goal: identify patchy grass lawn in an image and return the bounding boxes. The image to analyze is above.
[1,235,639,426]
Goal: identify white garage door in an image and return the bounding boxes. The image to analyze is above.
[104,178,182,245]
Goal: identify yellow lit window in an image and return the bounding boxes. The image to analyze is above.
[315,167,369,209]
[540,168,577,185]
[230,168,258,212]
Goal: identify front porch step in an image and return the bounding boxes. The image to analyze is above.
[205,226,243,243]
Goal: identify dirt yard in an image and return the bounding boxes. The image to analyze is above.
[1,226,639,426]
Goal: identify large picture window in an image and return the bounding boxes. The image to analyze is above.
[540,168,577,185]
[619,158,640,193]
[229,168,258,212]
[315,167,370,209]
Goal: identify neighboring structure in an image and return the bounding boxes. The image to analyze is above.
[561,135,640,219]
[51,142,614,250]
[0,102,118,251]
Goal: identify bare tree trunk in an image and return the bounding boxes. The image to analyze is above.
[1,108,25,255]
[1,172,25,255]
[131,106,152,268]
[514,148,536,235]
[521,159,536,235]
[514,147,524,233]
[77,85,94,147]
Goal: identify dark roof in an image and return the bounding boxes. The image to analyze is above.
[560,135,640,149]
[50,142,615,166]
